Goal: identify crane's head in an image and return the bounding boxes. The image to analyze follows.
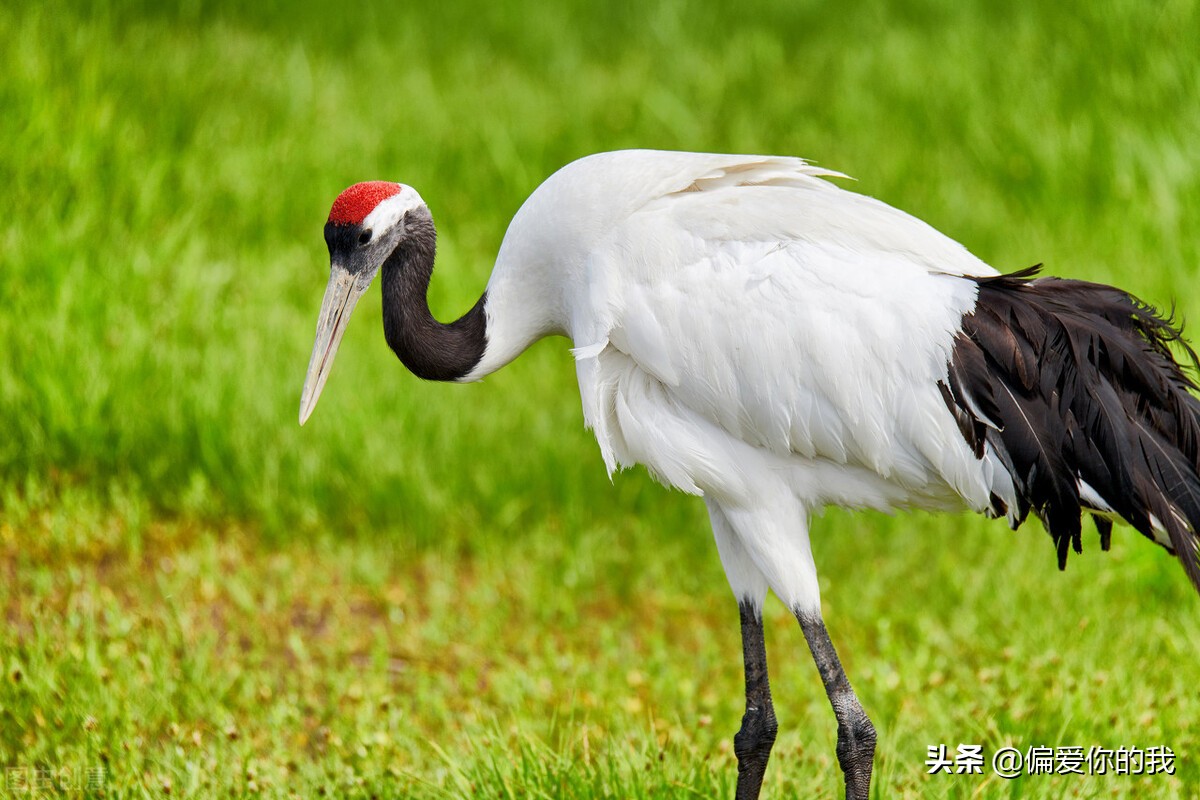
[298,181,428,425]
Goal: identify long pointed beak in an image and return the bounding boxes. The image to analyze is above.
[299,265,370,425]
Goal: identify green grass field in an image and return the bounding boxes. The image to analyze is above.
[3,0,1199,796]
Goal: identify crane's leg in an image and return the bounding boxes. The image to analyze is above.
[734,600,777,800]
[715,497,876,800]
[797,612,876,800]
[706,500,776,800]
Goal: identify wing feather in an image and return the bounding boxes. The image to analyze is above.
[573,169,997,511]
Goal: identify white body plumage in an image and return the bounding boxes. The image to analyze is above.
[468,150,1015,612]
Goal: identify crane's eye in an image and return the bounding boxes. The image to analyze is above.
[358,230,372,246]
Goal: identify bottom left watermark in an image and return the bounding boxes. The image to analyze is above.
[5,766,106,795]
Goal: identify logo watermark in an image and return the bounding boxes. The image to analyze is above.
[4,766,106,795]
[925,744,1176,778]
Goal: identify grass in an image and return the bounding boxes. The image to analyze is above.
[2,0,1199,796]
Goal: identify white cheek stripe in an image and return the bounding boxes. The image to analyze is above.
[363,186,427,234]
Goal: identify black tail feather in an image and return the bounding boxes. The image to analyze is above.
[941,266,1200,594]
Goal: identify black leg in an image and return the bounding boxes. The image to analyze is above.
[733,600,778,800]
[797,613,876,800]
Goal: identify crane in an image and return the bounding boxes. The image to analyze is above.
[298,150,1200,800]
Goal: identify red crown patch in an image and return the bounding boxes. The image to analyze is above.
[328,182,402,225]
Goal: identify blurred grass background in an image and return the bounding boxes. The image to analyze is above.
[2,0,1198,797]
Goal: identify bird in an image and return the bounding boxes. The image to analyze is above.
[298,149,1200,800]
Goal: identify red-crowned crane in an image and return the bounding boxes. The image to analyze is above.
[298,150,1200,800]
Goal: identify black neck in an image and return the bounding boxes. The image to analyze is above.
[380,212,488,381]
